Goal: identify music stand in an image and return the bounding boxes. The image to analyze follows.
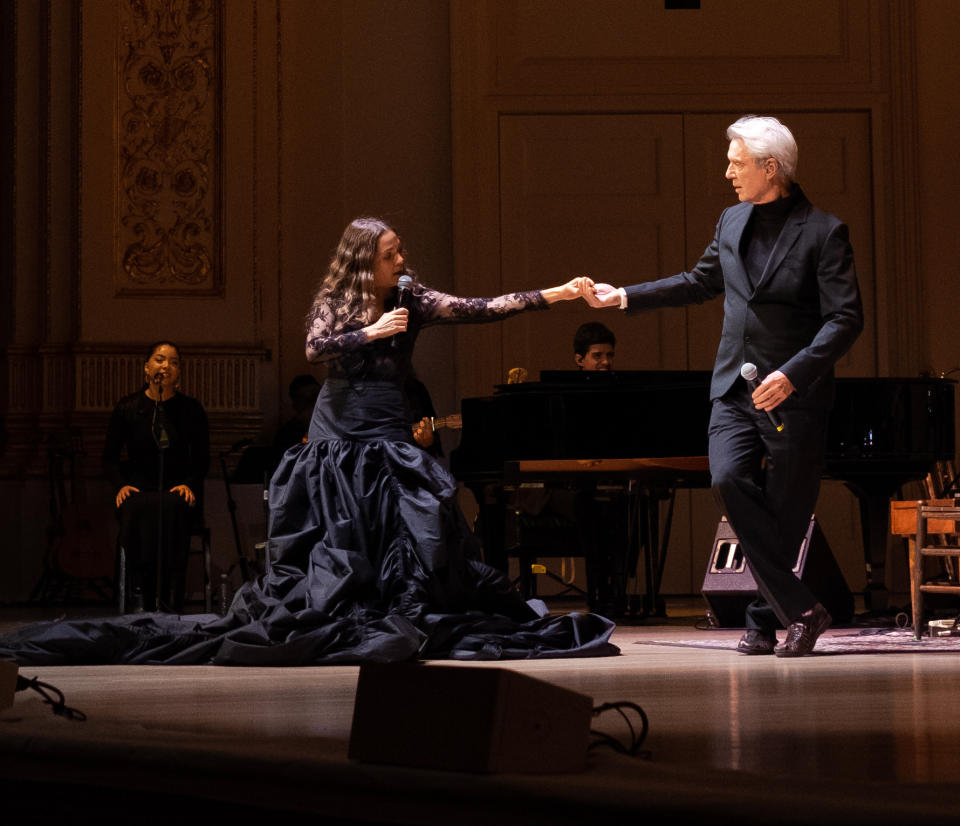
[151,391,169,612]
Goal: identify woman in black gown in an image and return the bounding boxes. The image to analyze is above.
[104,341,210,613]
[0,218,617,665]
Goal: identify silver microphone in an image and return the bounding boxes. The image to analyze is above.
[391,275,414,349]
[740,362,784,432]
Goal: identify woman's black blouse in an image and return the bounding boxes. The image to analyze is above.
[102,390,210,494]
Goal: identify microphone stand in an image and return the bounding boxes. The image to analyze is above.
[151,375,169,612]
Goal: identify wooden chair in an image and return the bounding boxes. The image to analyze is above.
[912,502,960,638]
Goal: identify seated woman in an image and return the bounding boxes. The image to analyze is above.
[103,341,210,613]
[0,218,616,665]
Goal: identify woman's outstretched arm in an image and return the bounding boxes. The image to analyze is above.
[416,277,588,326]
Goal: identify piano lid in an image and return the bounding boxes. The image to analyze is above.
[825,375,956,474]
[453,369,713,471]
[452,371,956,485]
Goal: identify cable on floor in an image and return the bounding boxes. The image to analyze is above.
[589,700,649,758]
[16,675,86,722]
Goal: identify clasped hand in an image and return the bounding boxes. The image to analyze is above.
[751,370,796,411]
[549,276,621,308]
[367,307,409,341]
[579,277,621,308]
[544,276,615,305]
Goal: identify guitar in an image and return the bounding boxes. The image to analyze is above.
[427,413,462,433]
[411,413,462,450]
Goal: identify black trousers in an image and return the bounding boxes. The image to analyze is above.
[708,383,829,632]
[118,491,193,612]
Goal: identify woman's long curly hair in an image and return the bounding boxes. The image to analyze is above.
[306,217,394,333]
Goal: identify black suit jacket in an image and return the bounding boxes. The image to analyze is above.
[624,186,863,408]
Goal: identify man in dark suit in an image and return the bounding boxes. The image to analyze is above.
[583,115,863,656]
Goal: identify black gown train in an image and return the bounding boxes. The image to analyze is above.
[0,284,618,665]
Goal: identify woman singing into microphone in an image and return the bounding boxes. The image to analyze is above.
[216,216,616,663]
[102,341,210,613]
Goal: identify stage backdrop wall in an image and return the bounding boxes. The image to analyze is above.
[448,0,959,599]
[2,0,959,604]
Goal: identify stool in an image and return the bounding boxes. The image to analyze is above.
[116,525,212,614]
[912,503,960,638]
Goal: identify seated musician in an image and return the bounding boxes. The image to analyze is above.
[512,323,626,615]
[104,341,210,613]
[572,323,625,612]
[406,372,444,458]
[573,322,615,371]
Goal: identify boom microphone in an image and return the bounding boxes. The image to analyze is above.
[391,274,414,349]
[740,362,784,432]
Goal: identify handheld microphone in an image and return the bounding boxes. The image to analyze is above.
[391,274,413,349]
[151,378,170,449]
[740,362,784,432]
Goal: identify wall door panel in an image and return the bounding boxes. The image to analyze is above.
[499,114,687,376]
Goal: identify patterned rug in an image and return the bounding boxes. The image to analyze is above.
[634,628,960,654]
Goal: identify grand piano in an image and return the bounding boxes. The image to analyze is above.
[450,370,956,615]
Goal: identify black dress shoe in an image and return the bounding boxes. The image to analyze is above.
[774,602,832,657]
[737,629,776,655]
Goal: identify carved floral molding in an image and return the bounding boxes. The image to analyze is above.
[117,0,222,295]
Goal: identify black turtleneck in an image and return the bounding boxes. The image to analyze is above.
[739,185,802,288]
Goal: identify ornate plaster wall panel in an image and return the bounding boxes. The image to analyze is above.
[116,0,222,295]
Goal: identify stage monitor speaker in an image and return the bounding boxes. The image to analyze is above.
[701,515,853,627]
[348,662,593,774]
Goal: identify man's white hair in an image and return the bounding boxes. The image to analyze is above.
[726,116,798,181]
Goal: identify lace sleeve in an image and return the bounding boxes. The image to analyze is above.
[305,302,368,363]
[415,287,548,326]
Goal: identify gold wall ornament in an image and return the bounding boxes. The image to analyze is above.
[117,0,222,294]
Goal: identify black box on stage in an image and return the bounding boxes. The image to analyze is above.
[348,662,593,773]
[701,515,853,627]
